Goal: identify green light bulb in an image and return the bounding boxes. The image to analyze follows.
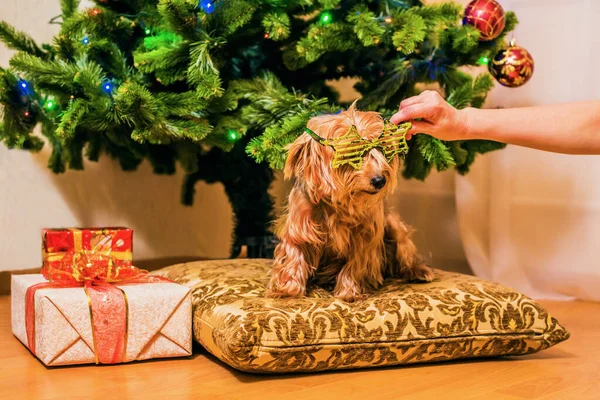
[478,56,490,65]
[228,129,238,141]
[145,28,151,35]
[320,11,332,24]
[45,101,54,110]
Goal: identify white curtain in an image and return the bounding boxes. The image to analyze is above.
[456,0,600,300]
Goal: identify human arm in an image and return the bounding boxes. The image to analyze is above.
[390,91,600,155]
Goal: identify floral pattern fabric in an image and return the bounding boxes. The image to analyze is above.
[154,259,569,373]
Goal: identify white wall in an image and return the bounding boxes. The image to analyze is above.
[456,0,600,300]
[0,0,480,272]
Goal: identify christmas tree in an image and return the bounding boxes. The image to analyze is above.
[0,0,517,256]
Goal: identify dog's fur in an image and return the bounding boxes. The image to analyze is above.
[268,105,434,302]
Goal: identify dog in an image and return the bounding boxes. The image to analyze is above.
[267,104,434,302]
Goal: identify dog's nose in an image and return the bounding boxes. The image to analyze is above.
[370,175,387,190]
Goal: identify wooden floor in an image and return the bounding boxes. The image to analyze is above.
[1,297,598,400]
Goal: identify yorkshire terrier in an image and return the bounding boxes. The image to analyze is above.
[268,104,434,302]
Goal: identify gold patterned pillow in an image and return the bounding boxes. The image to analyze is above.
[154,259,569,373]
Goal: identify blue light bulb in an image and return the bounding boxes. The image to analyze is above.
[18,79,32,95]
[199,0,215,14]
[82,36,90,45]
[102,82,114,94]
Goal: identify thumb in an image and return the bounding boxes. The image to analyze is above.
[390,109,410,125]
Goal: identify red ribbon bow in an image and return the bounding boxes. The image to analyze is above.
[26,250,168,364]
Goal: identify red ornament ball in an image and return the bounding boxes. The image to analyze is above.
[489,42,534,88]
[463,0,506,41]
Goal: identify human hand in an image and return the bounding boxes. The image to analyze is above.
[390,90,471,141]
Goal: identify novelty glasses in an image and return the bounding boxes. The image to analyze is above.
[303,120,411,170]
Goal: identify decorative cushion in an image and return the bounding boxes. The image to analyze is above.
[154,259,569,373]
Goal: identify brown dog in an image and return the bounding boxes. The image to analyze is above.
[268,104,434,302]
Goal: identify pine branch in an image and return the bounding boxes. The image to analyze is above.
[504,11,519,33]
[292,23,356,65]
[60,0,80,18]
[157,0,200,40]
[64,134,85,169]
[187,37,221,92]
[109,82,159,127]
[216,0,256,36]
[415,135,455,171]
[359,59,412,109]
[174,141,201,173]
[61,8,136,47]
[452,26,481,54]
[456,140,506,174]
[0,22,46,58]
[391,11,427,55]
[446,81,473,110]
[402,142,432,181]
[9,52,105,96]
[318,0,341,7]
[471,73,494,108]
[262,11,291,41]
[156,91,206,116]
[41,119,67,173]
[134,41,190,85]
[56,99,87,138]
[414,2,463,25]
[347,5,385,47]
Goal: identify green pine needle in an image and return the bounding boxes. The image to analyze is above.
[56,99,87,138]
[262,12,291,41]
[347,6,385,47]
[60,0,80,19]
[415,135,456,171]
[392,12,427,55]
[0,21,46,58]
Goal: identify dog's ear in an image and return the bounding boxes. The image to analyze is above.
[284,133,311,180]
[284,133,335,203]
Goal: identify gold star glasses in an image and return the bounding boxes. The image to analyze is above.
[303,120,411,169]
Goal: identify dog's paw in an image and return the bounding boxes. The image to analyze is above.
[401,263,435,283]
[266,279,306,298]
[333,285,368,303]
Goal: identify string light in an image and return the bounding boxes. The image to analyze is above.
[18,79,32,95]
[45,100,55,110]
[320,11,333,25]
[145,28,151,35]
[102,81,114,94]
[199,0,215,14]
[263,33,270,39]
[91,8,101,16]
[24,111,30,117]
[478,56,490,65]
[384,16,393,24]
[227,129,239,141]
[82,36,90,45]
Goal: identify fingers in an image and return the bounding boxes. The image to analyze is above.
[392,90,444,124]
[392,95,425,125]
[390,103,435,125]
[398,96,424,110]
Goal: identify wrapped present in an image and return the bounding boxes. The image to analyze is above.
[11,250,192,366]
[42,227,133,271]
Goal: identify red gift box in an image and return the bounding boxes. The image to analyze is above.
[42,227,133,270]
